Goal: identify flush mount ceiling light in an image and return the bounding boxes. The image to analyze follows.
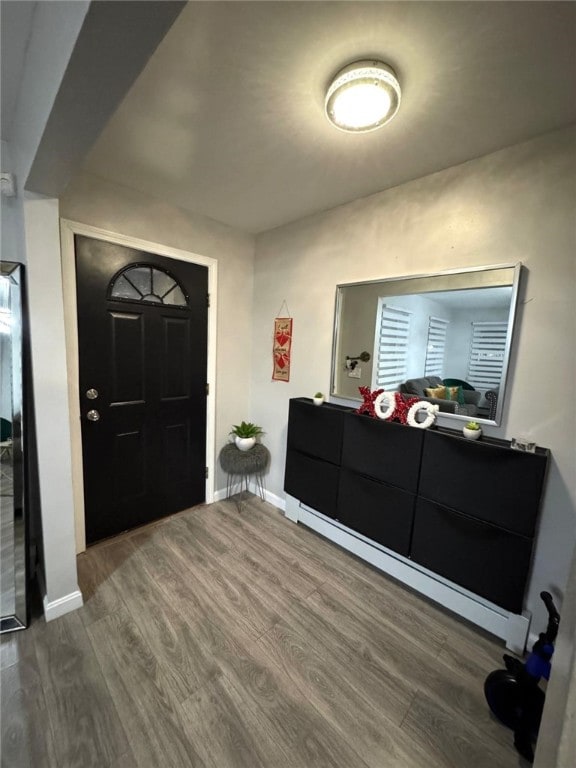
[325,60,401,133]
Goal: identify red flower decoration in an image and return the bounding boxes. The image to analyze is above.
[355,386,384,418]
[356,388,419,424]
[388,392,419,424]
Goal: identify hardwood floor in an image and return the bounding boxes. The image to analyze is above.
[1,497,527,768]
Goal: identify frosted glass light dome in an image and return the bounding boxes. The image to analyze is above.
[325,60,401,133]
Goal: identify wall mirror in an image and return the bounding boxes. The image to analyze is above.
[331,263,522,426]
[1,262,29,633]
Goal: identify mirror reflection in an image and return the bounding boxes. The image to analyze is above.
[1,262,27,633]
[331,264,522,425]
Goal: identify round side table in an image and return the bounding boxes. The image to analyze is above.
[219,443,270,510]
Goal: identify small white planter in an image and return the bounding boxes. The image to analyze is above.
[235,436,256,451]
[463,427,482,440]
[313,396,324,406]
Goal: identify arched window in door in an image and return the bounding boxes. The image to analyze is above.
[108,264,188,307]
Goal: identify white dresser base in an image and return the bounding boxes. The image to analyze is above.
[285,494,531,655]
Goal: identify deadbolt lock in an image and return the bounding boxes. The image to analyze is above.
[86,388,99,400]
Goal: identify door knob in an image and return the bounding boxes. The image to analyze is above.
[86,410,100,422]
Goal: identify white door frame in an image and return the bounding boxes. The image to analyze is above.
[60,219,218,553]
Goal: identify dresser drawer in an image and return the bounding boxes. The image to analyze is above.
[284,449,340,519]
[342,413,424,492]
[419,431,547,536]
[411,498,533,612]
[287,399,346,465]
[337,469,415,556]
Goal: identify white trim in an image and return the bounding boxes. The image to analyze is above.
[214,484,286,511]
[59,219,218,554]
[284,494,531,655]
[259,487,286,511]
[43,590,84,622]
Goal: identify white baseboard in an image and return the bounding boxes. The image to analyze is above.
[214,484,285,511]
[43,589,84,622]
[213,487,228,502]
[260,487,285,511]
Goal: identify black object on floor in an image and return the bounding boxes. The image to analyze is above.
[484,591,560,763]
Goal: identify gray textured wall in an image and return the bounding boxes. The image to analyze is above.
[252,125,576,635]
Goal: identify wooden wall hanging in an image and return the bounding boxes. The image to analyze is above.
[272,302,292,382]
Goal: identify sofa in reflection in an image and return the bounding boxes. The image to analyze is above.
[399,376,481,416]
[485,388,499,420]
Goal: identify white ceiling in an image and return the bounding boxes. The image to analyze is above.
[83,1,576,233]
[417,287,512,311]
[5,2,576,234]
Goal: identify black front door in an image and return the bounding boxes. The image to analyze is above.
[75,235,208,544]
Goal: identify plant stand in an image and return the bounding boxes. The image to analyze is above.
[219,443,270,511]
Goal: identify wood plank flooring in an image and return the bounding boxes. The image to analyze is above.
[1,497,527,768]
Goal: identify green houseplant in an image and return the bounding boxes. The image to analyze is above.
[230,421,264,451]
[313,391,325,406]
[463,420,482,440]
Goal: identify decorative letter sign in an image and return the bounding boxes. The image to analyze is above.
[374,391,396,420]
[272,317,293,382]
[356,386,384,417]
[359,387,418,424]
[407,400,440,429]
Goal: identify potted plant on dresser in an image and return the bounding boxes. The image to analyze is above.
[463,420,482,440]
[230,421,264,451]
